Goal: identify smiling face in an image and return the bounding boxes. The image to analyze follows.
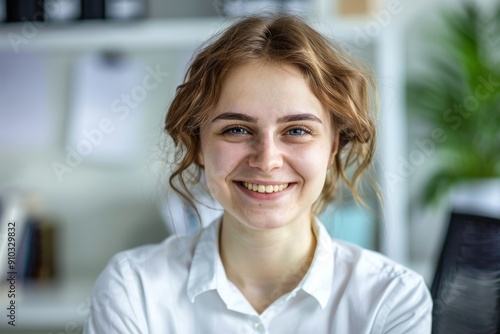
[198,62,337,230]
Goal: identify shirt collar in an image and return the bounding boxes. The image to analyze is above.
[186,218,220,302]
[187,218,335,310]
[300,218,335,309]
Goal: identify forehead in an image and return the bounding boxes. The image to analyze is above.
[213,62,329,122]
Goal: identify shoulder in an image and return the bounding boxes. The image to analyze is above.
[332,239,432,305]
[333,239,424,285]
[332,239,432,332]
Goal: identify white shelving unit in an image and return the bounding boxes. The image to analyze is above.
[0,279,93,330]
[375,26,408,264]
[0,18,222,52]
[0,16,371,52]
[0,14,407,331]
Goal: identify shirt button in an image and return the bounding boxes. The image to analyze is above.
[253,322,263,331]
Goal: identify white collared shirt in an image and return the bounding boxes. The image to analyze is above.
[84,219,432,333]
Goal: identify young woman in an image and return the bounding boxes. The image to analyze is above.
[85,15,432,333]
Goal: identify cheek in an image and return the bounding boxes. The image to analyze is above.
[293,145,331,178]
[202,143,244,197]
[203,159,226,202]
[204,143,238,174]
[290,145,331,201]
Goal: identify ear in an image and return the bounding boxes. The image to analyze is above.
[328,132,339,168]
[196,149,204,167]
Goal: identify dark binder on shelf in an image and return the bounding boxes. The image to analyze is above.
[37,222,56,280]
[26,221,42,280]
[16,217,58,282]
[16,218,36,281]
[81,0,105,20]
[0,0,6,23]
[6,0,44,23]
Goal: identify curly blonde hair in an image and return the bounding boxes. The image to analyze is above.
[165,14,377,216]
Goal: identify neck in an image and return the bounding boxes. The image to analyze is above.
[219,213,317,312]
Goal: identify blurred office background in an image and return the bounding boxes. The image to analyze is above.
[0,0,499,333]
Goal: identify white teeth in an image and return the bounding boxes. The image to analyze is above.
[242,182,289,193]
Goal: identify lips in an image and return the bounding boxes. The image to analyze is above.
[241,182,289,193]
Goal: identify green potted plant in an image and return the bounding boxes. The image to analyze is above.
[407,3,500,207]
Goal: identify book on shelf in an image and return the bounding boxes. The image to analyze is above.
[81,0,105,19]
[38,222,56,280]
[17,216,58,282]
[82,0,147,20]
[0,192,58,287]
[338,0,381,16]
[105,0,146,20]
[5,0,44,23]
[0,0,146,23]
[0,0,5,22]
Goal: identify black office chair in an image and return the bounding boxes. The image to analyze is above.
[431,212,500,333]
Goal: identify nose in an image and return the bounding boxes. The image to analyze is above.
[248,134,283,172]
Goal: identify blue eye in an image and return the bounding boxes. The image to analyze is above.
[223,127,248,135]
[287,127,311,136]
[288,128,305,136]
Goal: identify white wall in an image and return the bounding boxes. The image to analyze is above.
[0,49,193,280]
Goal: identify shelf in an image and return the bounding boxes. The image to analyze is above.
[0,16,372,52]
[0,278,94,329]
[0,18,224,52]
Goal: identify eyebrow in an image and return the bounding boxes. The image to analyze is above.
[277,113,323,124]
[211,112,257,123]
[211,112,322,124]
